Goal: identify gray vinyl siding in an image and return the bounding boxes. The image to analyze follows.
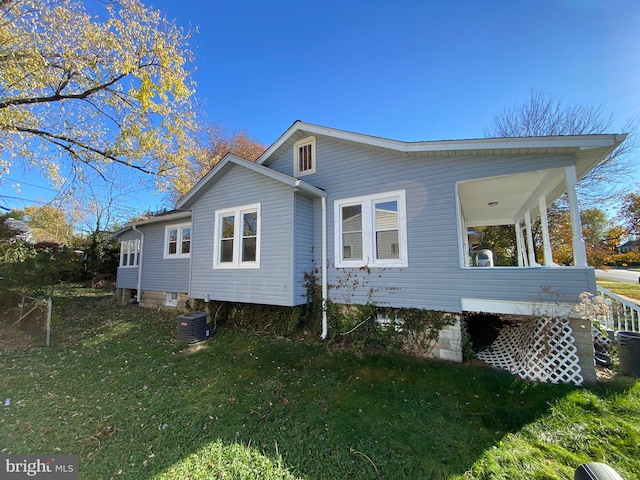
[270,135,592,312]
[138,222,190,294]
[115,229,141,289]
[293,194,314,304]
[189,165,297,306]
[116,267,139,289]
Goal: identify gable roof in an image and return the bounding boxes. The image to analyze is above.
[176,153,326,209]
[619,239,640,250]
[256,121,626,182]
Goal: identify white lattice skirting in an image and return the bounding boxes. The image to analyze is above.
[477,317,584,385]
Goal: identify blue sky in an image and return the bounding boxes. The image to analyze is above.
[2,0,639,219]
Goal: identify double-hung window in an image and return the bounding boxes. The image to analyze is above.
[164,223,191,259]
[119,239,140,267]
[214,203,260,268]
[334,190,407,268]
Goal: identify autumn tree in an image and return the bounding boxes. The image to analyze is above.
[174,123,267,196]
[20,204,74,244]
[474,225,518,266]
[548,206,619,267]
[0,0,198,191]
[618,191,640,236]
[485,90,637,204]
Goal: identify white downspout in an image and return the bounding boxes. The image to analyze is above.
[132,225,144,303]
[321,196,328,340]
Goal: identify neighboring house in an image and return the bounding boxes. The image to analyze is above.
[114,121,625,363]
[3,217,32,243]
[618,239,640,254]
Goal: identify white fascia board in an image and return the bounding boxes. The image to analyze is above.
[236,156,326,197]
[177,152,326,209]
[176,154,237,208]
[255,120,305,165]
[111,226,133,238]
[461,298,576,317]
[125,210,192,228]
[257,122,627,165]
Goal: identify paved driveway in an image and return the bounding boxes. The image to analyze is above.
[595,268,640,283]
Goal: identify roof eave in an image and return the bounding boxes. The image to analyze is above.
[257,121,627,164]
[177,152,326,209]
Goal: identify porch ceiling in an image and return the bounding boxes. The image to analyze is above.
[459,168,566,227]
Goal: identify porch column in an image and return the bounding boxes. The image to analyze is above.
[515,222,527,267]
[538,196,553,266]
[565,165,588,267]
[524,211,539,266]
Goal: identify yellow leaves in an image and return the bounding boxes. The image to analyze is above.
[135,72,156,112]
[0,0,199,188]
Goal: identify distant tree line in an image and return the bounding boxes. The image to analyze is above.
[0,207,119,296]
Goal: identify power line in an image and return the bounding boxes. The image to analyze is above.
[0,194,50,206]
[1,177,59,193]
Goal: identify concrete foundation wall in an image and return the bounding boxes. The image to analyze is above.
[570,317,596,384]
[402,316,464,363]
[139,290,190,312]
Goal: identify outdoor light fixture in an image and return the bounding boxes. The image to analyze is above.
[487,201,498,207]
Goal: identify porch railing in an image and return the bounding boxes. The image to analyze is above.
[596,286,640,333]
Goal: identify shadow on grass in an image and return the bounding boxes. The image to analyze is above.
[1,287,636,479]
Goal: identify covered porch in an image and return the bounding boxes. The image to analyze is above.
[454,134,625,315]
[457,164,585,270]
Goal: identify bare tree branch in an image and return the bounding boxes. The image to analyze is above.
[4,124,155,174]
[0,73,128,110]
[485,90,638,206]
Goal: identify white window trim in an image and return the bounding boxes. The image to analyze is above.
[163,223,192,259]
[334,190,408,268]
[165,292,179,307]
[119,239,140,268]
[293,136,316,176]
[213,203,261,269]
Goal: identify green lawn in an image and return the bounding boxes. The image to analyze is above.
[598,280,640,302]
[1,287,638,479]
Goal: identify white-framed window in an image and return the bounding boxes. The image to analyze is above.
[165,292,179,307]
[334,190,408,268]
[119,239,140,267]
[293,136,316,176]
[164,223,191,259]
[213,203,261,269]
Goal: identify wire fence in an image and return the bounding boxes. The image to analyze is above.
[0,294,51,353]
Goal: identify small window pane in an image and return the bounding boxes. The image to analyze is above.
[181,227,191,254]
[221,239,234,262]
[342,204,362,260]
[128,241,136,266]
[222,216,235,238]
[300,146,306,170]
[243,212,257,236]
[242,212,257,262]
[242,237,256,262]
[220,216,235,262]
[376,231,400,259]
[299,143,313,172]
[375,200,399,260]
[168,228,178,255]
